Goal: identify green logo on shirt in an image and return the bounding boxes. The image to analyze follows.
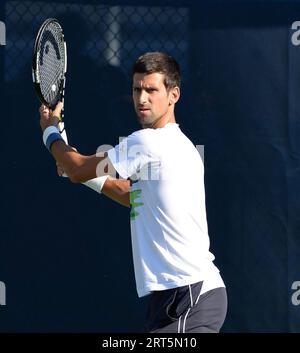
[130,189,144,220]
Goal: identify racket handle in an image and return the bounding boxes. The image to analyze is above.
[58,121,68,177]
[58,121,68,144]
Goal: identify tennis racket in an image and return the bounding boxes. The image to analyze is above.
[32,18,68,144]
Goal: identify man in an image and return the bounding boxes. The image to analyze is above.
[39,51,227,333]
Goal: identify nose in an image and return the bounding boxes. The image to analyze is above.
[138,90,148,105]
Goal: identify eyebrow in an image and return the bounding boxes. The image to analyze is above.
[132,85,158,90]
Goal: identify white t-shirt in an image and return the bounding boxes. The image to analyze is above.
[107,123,224,297]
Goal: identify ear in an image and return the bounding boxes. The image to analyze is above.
[169,87,180,105]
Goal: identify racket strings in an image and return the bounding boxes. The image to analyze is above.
[38,21,65,108]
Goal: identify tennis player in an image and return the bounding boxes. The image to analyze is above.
[39,51,227,333]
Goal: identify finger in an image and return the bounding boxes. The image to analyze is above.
[40,111,49,119]
[40,106,50,116]
[39,104,46,113]
[52,101,63,118]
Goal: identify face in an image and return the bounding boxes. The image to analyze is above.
[132,72,178,128]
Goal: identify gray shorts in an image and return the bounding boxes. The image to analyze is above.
[146,281,227,333]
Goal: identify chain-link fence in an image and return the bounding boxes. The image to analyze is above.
[5,1,189,82]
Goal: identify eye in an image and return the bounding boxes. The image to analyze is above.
[147,88,156,93]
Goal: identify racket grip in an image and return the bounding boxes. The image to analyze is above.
[58,121,68,178]
[58,121,68,144]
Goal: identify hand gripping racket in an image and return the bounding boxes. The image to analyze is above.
[32,18,68,144]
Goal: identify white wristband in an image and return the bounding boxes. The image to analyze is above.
[43,126,60,146]
[82,176,109,193]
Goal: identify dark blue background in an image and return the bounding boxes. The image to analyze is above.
[1,0,300,332]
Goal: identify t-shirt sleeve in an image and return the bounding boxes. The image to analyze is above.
[107,131,154,180]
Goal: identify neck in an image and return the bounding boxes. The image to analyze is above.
[143,114,176,129]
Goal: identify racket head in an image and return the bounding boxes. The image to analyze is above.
[32,18,67,110]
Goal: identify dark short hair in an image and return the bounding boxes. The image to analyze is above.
[132,52,181,90]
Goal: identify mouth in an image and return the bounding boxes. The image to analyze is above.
[138,107,150,113]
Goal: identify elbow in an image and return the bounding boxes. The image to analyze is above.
[68,169,84,184]
[69,174,81,184]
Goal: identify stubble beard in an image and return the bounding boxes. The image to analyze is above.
[136,109,158,128]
